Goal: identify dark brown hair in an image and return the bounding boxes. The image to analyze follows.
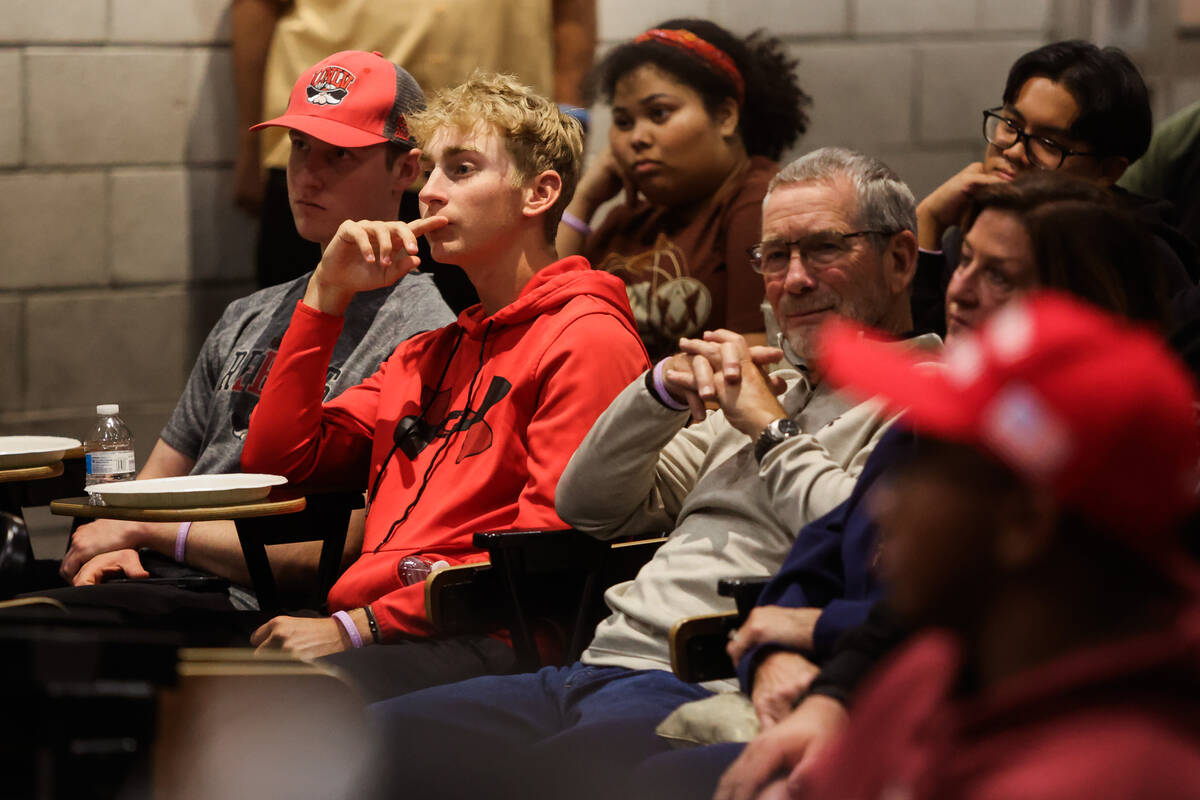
[961,173,1169,329]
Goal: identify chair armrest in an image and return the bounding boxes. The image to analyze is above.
[425,562,501,634]
[717,576,772,619]
[669,612,739,683]
[473,528,609,574]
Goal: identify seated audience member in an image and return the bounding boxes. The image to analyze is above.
[912,39,1196,337]
[1118,99,1200,252]
[711,176,1175,800]
[363,147,939,800]
[557,18,811,358]
[233,0,595,297]
[55,51,453,589]
[798,293,1200,800]
[237,72,649,694]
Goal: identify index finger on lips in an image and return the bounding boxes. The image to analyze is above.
[408,215,449,239]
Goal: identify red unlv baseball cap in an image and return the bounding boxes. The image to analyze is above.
[819,292,1200,555]
[251,50,424,148]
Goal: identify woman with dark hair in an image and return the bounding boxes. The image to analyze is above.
[557,18,811,357]
[945,171,1170,343]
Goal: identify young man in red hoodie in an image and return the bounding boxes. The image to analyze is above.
[239,71,649,694]
[790,293,1200,800]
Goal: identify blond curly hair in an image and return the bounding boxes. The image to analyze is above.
[410,71,584,243]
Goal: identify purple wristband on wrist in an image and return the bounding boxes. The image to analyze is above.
[333,610,364,648]
[174,522,191,563]
[560,210,592,237]
[652,359,690,411]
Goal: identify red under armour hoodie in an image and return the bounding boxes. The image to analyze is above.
[242,256,649,638]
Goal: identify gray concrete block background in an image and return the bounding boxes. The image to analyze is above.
[918,40,1045,144]
[25,289,191,410]
[853,0,976,35]
[111,168,191,285]
[0,0,106,44]
[110,0,230,44]
[790,43,916,150]
[0,172,107,290]
[27,49,193,166]
[2,0,1200,552]
[0,50,21,166]
[0,298,23,413]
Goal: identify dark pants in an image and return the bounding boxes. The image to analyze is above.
[320,633,518,703]
[366,663,714,800]
[629,741,746,800]
[15,555,519,698]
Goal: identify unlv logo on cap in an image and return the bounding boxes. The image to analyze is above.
[306,66,357,106]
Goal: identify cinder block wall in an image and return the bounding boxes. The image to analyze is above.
[0,0,253,462]
[592,0,1059,198]
[4,0,1199,548]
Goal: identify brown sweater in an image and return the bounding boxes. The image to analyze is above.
[586,156,777,359]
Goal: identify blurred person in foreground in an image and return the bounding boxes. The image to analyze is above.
[710,173,1176,800]
[792,292,1200,800]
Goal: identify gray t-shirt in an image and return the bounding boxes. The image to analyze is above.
[162,271,455,475]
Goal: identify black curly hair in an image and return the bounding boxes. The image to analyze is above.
[593,18,811,161]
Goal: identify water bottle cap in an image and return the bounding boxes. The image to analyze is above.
[96,404,120,415]
[430,560,449,572]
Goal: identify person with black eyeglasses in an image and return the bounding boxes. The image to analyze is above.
[910,40,1199,339]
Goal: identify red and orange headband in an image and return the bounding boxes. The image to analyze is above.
[633,28,745,106]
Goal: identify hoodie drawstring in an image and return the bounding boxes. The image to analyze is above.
[374,320,494,553]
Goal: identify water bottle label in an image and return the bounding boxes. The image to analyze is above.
[86,450,136,478]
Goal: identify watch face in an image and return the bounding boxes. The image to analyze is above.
[777,418,800,437]
[756,417,800,462]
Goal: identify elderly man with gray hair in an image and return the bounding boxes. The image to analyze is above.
[365,146,939,800]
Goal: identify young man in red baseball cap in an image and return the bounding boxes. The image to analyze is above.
[59,52,453,587]
[796,292,1200,799]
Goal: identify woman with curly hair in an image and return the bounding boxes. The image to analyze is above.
[558,18,811,358]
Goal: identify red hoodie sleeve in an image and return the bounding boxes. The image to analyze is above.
[365,309,648,639]
[514,310,650,528]
[241,300,381,487]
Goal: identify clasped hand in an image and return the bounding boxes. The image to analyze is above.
[661,329,787,437]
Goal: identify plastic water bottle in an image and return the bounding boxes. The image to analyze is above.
[84,404,136,487]
[398,555,450,586]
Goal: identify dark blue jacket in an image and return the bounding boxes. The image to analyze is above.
[738,425,917,692]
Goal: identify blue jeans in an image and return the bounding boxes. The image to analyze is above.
[366,662,714,800]
[629,741,746,800]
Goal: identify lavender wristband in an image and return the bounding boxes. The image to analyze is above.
[652,359,690,411]
[174,522,191,563]
[560,210,592,237]
[333,610,365,648]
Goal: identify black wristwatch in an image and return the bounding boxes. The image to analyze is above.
[754,417,801,463]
